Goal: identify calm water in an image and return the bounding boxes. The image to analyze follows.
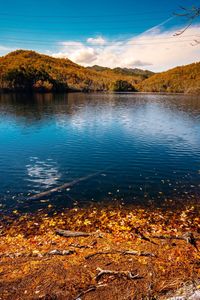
[0,92,200,212]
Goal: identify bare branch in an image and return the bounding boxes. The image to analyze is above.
[174,22,194,36]
[191,39,200,46]
[174,6,200,36]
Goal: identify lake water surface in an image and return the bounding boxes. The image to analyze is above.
[0,93,200,212]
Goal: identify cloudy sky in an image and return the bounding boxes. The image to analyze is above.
[0,0,200,71]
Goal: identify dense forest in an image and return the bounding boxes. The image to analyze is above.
[139,62,200,94]
[0,50,150,92]
[87,65,154,80]
[0,50,199,94]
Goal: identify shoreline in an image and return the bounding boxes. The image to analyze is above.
[1,90,200,96]
[1,202,200,299]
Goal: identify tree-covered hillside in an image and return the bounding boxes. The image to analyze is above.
[87,65,154,80]
[0,50,143,92]
[1,50,199,94]
[139,62,200,94]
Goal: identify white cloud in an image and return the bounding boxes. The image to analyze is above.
[53,41,97,64]
[1,22,199,72]
[52,25,200,72]
[87,36,106,46]
[125,60,153,67]
[75,49,97,64]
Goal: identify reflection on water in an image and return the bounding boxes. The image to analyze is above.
[26,157,61,193]
[0,92,200,212]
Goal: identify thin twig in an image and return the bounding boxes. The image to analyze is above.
[174,6,200,36]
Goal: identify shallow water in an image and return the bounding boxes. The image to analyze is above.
[0,92,200,212]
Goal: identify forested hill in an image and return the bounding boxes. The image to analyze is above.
[139,62,200,94]
[0,50,148,92]
[87,65,154,79]
[0,50,199,94]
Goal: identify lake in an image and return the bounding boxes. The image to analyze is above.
[0,92,200,213]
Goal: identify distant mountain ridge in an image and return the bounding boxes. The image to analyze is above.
[87,65,154,79]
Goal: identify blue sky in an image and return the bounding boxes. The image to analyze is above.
[0,0,200,70]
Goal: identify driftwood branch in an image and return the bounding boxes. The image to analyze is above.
[0,249,76,258]
[85,249,156,260]
[123,250,155,257]
[56,229,103,238]
[151,232,199,250]
[56,229,92,238]
[95,267,141,281]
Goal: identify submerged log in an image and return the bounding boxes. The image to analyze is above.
[28,171,103,200]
